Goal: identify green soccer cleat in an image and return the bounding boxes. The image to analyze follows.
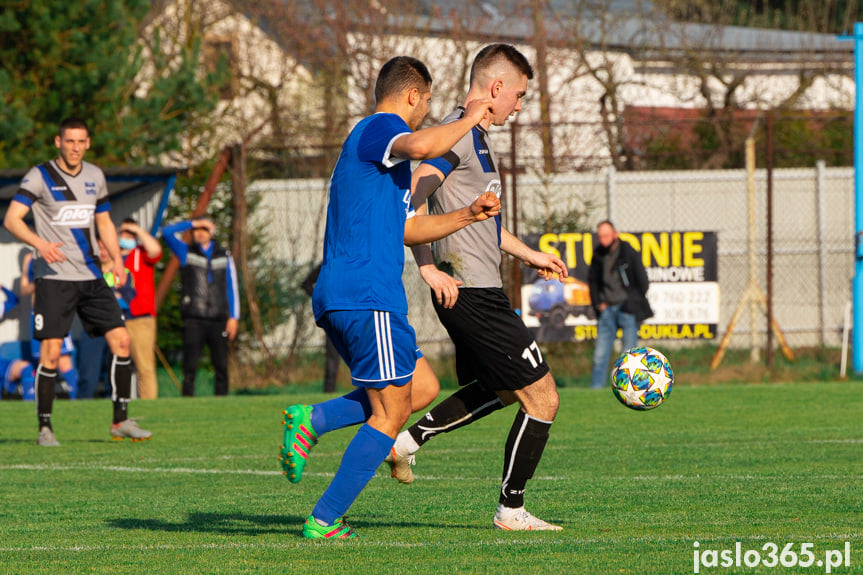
[279,404,318,483]
[302,515,358,539]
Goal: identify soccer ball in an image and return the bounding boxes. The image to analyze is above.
[610,346,673,410]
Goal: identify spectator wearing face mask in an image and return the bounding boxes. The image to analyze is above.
[117,218,162,399]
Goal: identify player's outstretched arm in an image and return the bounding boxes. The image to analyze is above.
[391,98,494,161]
[3,201,65,264]
[500,228,568,281]
[404,191,500,247]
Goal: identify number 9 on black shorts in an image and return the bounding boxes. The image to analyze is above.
[33,278,126,340]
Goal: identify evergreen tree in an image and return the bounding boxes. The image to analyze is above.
[0,0,221,168]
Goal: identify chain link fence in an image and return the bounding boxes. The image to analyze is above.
[238,116,855,366]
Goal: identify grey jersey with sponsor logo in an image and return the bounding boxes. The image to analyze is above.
[423,108,503,288]
[15,160,109,281]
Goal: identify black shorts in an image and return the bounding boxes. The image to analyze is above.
[33,278,125,340]
[432,287,550,392]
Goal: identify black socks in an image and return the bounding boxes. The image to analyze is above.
[111,355,132,424]
[500,409,552,509]
[35,364,57,429]
[407,382,505,446]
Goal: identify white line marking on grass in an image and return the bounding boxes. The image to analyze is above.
[1,533,859,554]
[803,438,863,444]
[2,464,861,484]
[0,464,284,476]
[0,539,557,553]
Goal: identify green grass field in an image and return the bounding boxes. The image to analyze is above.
[0,382,861,574]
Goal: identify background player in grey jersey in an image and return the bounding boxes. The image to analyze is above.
[386,44,568,531]
[3,117,151,446]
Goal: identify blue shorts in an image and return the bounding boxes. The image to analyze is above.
[318,310,418,388]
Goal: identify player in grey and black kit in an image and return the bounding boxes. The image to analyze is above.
[3,118,152,446]
[386,45,569,530]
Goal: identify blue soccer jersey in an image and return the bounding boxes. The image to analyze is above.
[312,113,415,320]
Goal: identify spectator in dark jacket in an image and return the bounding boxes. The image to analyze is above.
[163,217,239,396]
[587,220,653,388]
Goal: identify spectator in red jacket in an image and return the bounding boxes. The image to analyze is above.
[118,218,162,399]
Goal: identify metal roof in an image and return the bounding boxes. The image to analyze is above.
[241,0,851,60]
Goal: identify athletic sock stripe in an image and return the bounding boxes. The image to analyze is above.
[525,413,554,425]
[36,366,58,377]
[110,355,118,402]
[416,398,504,441]
[34,365,57,418]
[501,413,530,499]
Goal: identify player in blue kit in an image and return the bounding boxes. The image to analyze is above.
[280,56,499,539]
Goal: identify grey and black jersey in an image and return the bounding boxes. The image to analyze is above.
[13,159,109,281]
[419,108,504,288]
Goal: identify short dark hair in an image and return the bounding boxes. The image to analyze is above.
[122,217,138,225]
[469,44,534,85]
[374,56,432,104]
[58,117,90,138]
[597,219,616,230]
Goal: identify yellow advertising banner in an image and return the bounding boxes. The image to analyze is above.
[521,231,719,341]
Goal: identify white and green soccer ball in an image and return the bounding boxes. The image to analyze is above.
[610,346,673,410]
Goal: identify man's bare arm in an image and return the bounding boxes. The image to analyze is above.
[3,201,65,263]
[501,227,568,281]
[391,98,493,161]
[404,191,500,247]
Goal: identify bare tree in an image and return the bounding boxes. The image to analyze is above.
[645,0,853,168]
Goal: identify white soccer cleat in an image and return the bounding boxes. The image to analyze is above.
[383,447,416,484]
[37,427,61,447]
[493,505,562,531]
[110,419,152,442]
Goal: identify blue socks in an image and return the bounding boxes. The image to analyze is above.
[19,366,36,400]
[310,388,372,435]
[61,368,78,400]
[311,423,393,525]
